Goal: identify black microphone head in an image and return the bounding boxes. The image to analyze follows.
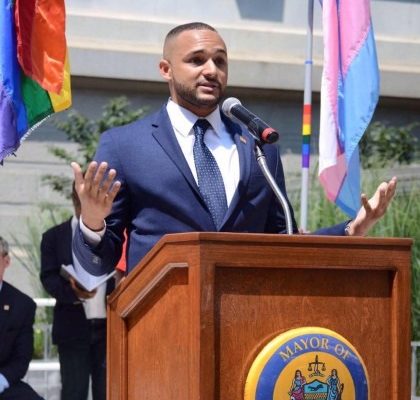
[222,97,241,118]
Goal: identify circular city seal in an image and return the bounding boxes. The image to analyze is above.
[244,327,369,400]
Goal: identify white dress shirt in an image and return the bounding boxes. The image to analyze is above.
[71,216,106,319]
[166,99,240,206]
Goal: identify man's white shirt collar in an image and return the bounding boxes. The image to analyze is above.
[166,99,224,137]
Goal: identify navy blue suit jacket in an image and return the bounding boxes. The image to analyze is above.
[74,105,346,275]
[40,219,114,345]
[0,282,35,386]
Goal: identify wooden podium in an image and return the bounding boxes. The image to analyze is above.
[106,233,412,400]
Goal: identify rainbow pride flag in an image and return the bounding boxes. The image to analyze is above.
[0,0,71,163]
[318,0,379,217]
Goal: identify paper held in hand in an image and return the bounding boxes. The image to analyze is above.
[60,264,116,292]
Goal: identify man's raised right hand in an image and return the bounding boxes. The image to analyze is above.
[71,161,121,231]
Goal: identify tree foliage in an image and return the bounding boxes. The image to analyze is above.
[360,121,419,168]
[43,96,148,198]
[9,203,72,296]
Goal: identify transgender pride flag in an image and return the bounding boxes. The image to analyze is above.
[318,0,379,217]
[0,0,71,163]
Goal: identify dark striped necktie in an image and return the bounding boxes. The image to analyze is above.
[193,119,228,229]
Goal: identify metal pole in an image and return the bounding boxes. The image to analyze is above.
[255,144,293,235]
[300,0,314,232]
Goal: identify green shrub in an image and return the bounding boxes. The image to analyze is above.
[360,121,419,169]
[33,327,44,359]
[292,170,420,341]
[33,320,57,360]
[9,204,71,296]
[43,96,148,199]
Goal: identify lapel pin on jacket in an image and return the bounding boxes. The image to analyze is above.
[240,136,247,144]
[3,304,10,311]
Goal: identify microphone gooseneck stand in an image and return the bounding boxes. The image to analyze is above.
[254,142,294,235]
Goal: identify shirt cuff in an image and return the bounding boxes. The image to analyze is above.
[79,217,106,245]
[0,373,9,393]
[344,220,353,236]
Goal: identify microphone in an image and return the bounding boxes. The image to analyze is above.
[222,97,279,144]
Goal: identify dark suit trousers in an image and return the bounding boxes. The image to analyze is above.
[0,381,44,400]
[58,319,106,400]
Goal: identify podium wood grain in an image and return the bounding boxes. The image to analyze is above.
[106,233,412,400]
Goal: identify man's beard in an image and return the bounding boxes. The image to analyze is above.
[174,80,223,109]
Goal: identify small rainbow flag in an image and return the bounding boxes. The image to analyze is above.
[318,0,379,217]
[0,0,71,163]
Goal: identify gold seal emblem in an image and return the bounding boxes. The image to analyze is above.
[244,327,369,400]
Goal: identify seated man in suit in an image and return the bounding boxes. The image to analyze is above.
[70,22,397,278]
[40,184,114,400]
[0,236,44,400]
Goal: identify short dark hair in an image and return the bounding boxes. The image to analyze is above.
[165,22,217,42]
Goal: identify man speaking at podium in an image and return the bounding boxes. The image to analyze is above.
[70,22,396,278]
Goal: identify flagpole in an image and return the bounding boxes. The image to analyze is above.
[300,0,314,232]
